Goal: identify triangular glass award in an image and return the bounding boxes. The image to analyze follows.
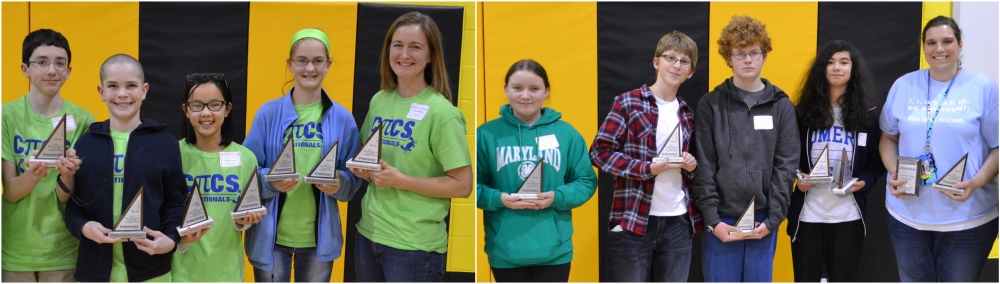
[729,196,760,236]
[305,139,341,185]
[799,144,833,183]
[511,157,544,200]
[832,150,858,195]
[265,136,301,181]
[177,180,215,236]
[347,121,383,171]
[231,167,268,220]
[933,153,968,195]
[652,124,683,163]
[28,113,68,167]
[896,157,921,196]
[109,187,146,239]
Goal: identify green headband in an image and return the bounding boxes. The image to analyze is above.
[289,28,330,53]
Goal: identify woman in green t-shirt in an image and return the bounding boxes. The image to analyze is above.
[349,11,473,282]
[170,73,262,282]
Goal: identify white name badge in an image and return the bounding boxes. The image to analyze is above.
[538,134,559,151]
[406,103,430,121]
[220,152,242,168]
[753,115,773,130]
[52,115,77,131]
[858,132,868,147]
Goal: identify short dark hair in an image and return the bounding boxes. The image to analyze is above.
[922,15,962,44]
[182,74,234,147]
[22,29,72,65]
[795,40,874,133]
[504,59,550,88]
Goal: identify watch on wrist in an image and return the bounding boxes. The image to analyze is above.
[706,225,715,234]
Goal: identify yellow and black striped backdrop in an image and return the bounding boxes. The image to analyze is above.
[2,1,475,282]
[477,1,997,282]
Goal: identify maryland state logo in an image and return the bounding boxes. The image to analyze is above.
[517,161,536,180]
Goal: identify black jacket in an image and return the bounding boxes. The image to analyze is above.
[64,119,186,282]
[692,78,801,232]
[786,107,886,240]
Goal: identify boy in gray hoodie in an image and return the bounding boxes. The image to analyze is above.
[691,15,799,282]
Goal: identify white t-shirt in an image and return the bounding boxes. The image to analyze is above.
[650,95,686,216]
[800,108,862,223]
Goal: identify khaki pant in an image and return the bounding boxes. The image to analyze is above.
[1,269,75,282]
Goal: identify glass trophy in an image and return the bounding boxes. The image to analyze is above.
[305,139,340,185]
[896,157,921,196]
[652,124,683,163]
[109,187,146,239]
[511,157,544,200]
[265,136,301,181]
[832,150,858,195]
[933,153,968,195]
[798,144,833,183]
[28,113,68,167]
[347,121,383,171]
[177,180,214,236]
[730,196,759,236]
[231,167,268,219]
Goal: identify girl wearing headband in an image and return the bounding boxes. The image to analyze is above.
[243,28,362,282]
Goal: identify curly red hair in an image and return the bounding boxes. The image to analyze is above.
[717,15,772,67]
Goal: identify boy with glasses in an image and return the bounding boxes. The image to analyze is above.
[591,31,701,282]
[2,29,95,282]
[62,54,187,282]
[690,15,799,282]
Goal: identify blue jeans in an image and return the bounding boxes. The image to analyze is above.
[701,212,776,282]
[491,262,571,282]
[605,214,692,282]
[252,244,333,282]
[355,232,445,282]
[887,214,998,282]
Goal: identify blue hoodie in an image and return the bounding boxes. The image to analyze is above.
[242,89,361,271]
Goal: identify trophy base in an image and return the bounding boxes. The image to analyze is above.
[108,231,146,239]
[177,217,215,236]
[933,184,965,195]
[832,178,858,195]
[510,193,540,200]
[304,176,341,186]
[346,160,383,171]
[799,176,834,183]
[729,230,760,236]
[27,157,58,168]
[231,207,268,220]
[264,173,301,182]
[652,157,684,163]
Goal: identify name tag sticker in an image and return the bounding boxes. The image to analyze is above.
[220,152,242,168]
[753,115,773,130]
[858,132,868,147]
[538,134,559,151]
[406,103,430,121]
[53,115,77,131]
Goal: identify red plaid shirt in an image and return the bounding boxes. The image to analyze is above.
[590,85,702,236]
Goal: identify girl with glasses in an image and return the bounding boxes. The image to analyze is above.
[349,12,472,282]
[168,73,262,282]
[477,59,597,282]
[243,28,362,282]
[878,16,998,282]
[787,40,885,282]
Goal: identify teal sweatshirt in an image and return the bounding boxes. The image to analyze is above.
[476,105,598,268]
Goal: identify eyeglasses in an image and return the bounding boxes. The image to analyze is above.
[186,72,230,92]
[732,51,764,60]
[292,57,329,67]
[186,100,227,112]
[660,55,692,69]
[27,60,69,70]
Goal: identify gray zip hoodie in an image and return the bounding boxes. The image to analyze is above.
[692,77,800,232]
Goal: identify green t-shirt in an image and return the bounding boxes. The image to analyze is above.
[109,130,129,282]
[356,87,471,253]
[275,100,322,248]
[171,141,259,282]
[1,94,94,271]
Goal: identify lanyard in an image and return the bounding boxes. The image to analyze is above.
[924,69,959,153]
